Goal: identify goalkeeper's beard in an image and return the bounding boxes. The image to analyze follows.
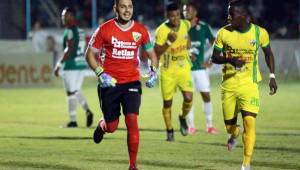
[116,13,132,25]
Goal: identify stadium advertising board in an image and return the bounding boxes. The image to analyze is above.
[0,53,52,87]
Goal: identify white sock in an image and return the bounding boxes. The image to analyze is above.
[75,91,90,113]
[67,95,77,122]
[204,102,213,128]
[187,106,195,128]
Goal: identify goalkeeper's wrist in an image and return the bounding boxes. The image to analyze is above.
[95,66,104,77]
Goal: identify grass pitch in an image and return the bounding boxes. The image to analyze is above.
[0,76,299,170]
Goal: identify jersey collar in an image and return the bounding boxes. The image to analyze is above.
[236,23,253,34]
[114,19,135,32]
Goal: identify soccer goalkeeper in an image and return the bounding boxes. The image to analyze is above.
[85,0,158,169]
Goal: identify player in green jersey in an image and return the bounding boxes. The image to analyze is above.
[183,2,218,135]
[54,7,93,128]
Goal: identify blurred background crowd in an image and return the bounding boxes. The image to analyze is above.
[0,0,299,86]
[0,0,299,39]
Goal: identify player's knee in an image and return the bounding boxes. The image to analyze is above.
[225,125,235,134]
[106,119,119,133]
[183,95,193,103]
[106,125,117,133]
[67,91,77,96]
[244,150,253,157]
[203,96,210,102]
[201,92,210,102]
[184,98,192,103]
[163,100,172,108]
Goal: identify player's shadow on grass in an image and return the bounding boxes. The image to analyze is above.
[257,132,300,137]
[0,160,80,170]
[118,127,173,132]
[177,140,300,154]
[215,159,300,170]
[139,159,206,170]
[0,136,90,140]
[0,135,121,141]
[98,158,205,170]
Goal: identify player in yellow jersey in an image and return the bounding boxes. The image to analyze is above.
[154,3,193,142]
[211,1,278,170]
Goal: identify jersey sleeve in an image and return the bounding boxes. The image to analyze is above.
[88,27,103,53]
[141,26,154,52]
[155,25,167,46]
[260,27,270,48]
[214,28,224,51]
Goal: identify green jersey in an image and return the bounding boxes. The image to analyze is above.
[62,26,87,70]
[189,21,214,70]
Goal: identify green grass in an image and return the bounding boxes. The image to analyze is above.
[0,77,299,170]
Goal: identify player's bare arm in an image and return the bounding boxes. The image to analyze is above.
[262,45,278,95]
[211,48,245,68]
[144,49,159,88]
[209,38,215,46]
[154,31,177,58]
[146,50,158,69]
[187,36,197,61]
[54,39,75,77]
[62,39,75,62]
[202,38,215,68]
[85,47,99,71]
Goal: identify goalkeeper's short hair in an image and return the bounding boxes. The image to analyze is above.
[115,0,134,5]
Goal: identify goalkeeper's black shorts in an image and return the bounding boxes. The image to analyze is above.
[97,81,142,122]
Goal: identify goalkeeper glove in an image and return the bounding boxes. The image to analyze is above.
[95,67,117,88]
[145,66,158,88]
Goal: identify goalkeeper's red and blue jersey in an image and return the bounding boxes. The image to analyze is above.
[88,18,153,84]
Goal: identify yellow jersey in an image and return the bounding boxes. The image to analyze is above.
[155,19,191,71]
[214,24,270,89]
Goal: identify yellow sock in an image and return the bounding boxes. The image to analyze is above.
[242,116,256,166]
[162,107,172,130]
[225,124,240,138]
[181,101,193,117]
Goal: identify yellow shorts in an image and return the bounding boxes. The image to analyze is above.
[160,67,193,100]
[221,83,260,121]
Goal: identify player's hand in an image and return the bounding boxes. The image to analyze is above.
[202,60,213,68]
[189,48,200,62]
[230,58,246,71]
[269,78,277,95]
[98,73,117,88]
[167,32,177,43]
[190,54,197,61]
[54,65,60,77]
[145,66,158,88]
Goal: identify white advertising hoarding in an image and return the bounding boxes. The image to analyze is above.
[0,53,53,87]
